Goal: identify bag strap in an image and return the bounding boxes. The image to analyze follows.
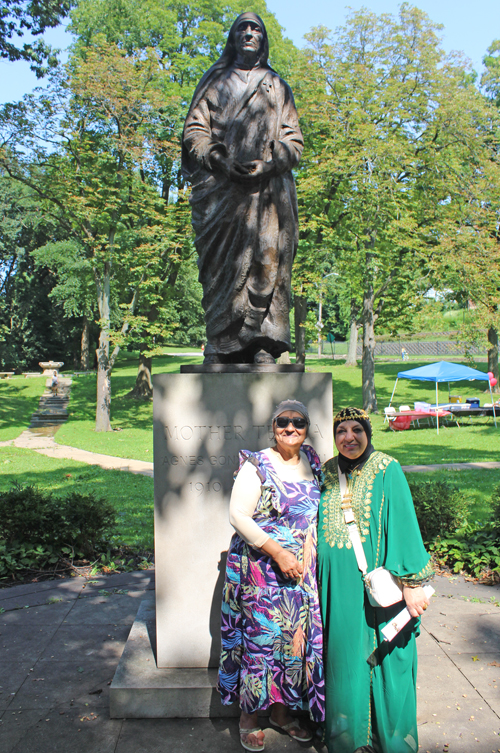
[338,467,368,575]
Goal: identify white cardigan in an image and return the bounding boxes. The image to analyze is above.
[229,448,314,547]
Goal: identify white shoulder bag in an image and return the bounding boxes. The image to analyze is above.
[338,468,403,608]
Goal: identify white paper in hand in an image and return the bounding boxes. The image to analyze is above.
[381,585,435,642]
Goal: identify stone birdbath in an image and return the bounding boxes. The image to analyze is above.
[39,361,64,376]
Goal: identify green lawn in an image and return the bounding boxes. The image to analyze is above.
[0,445,154,549]
[1,353,499,550]
[55,353,199,460]
[0,376,47,441]
[311,358,500,465]
[405,468,500,523]
[51,355,500,472]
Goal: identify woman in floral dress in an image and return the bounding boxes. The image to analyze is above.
[218,399,325,751]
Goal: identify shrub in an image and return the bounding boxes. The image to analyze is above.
[0,484,116,578]
[408,479,468,545]
[491,482,500,521]
[431,521,500,579]
[430,482,500,579]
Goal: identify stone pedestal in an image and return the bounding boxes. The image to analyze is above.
[111,371,333,718]
[39,360,64,376]
[153,372,333,669]
[110,599,239,718]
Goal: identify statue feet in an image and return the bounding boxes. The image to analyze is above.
[254,349,275,365]
[203,353,222,365]
[203,343,223,365]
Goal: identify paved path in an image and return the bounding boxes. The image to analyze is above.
[402,461,500,472]
[1,572,500,752]
[5,424,500,478]
[29,377,72,429]
[3,423,499,479]
[11,432,154,477]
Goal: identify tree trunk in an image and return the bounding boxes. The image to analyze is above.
[294,294,308,365]
[80,315,90,371]
[362,285,378,412]
[95,266,112,432]
[128,350,153,399]
[345,300,360,366]
[488,326,500,394]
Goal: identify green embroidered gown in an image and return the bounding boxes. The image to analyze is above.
[317,452,433,753]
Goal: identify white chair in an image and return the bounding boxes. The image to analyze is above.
[384,406,396,424]
[399,404,422,428]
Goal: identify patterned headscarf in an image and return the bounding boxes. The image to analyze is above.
[334,406,374,473]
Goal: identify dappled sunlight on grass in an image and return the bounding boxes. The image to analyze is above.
[0,446,154,548]
[2,354,499,544]
[0,376,46,441]
[373,419,500,465]
[55,354,202,460]
[4,354,499,470]
[311,358,500,468]
[404,467,500,523]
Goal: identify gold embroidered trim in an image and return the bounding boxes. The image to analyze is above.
[398,560,435,585]
[321,452,395,548]
[375,486,385,569]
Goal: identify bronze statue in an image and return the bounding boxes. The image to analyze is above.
[182,12,303,365]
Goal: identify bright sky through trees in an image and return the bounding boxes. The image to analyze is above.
[0,1,499,104]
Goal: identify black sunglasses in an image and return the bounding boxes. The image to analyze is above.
[275,416,308,429]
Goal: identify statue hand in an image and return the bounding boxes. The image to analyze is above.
[231,159,276,184]
[209,150,232,176]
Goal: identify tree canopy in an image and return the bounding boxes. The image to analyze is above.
[0,0,71,75]
[292,4,500,410]
[1,0,500,420]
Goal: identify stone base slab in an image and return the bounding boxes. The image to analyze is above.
[110,599,239,718]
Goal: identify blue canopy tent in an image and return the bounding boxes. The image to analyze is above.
[388,361,497,434]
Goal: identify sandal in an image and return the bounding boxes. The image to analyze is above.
[239,726,265,752]
[269,717,313,742]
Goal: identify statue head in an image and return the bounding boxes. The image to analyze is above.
[220,12,269,68]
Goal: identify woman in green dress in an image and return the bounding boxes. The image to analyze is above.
[318,407,434,753]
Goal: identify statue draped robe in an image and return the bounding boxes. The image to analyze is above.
[182,64,303,360]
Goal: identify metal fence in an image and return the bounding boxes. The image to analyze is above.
[355,340,483,357]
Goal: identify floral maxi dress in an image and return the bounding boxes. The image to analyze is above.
[217,445,325,722]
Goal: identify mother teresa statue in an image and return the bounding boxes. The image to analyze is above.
[182,12,303,365]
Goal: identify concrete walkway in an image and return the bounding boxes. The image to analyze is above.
[4,426,499,479]
[29,377,72,430]
[402,461,500,473]
[1,572,500,752]
[10,432,154,477]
